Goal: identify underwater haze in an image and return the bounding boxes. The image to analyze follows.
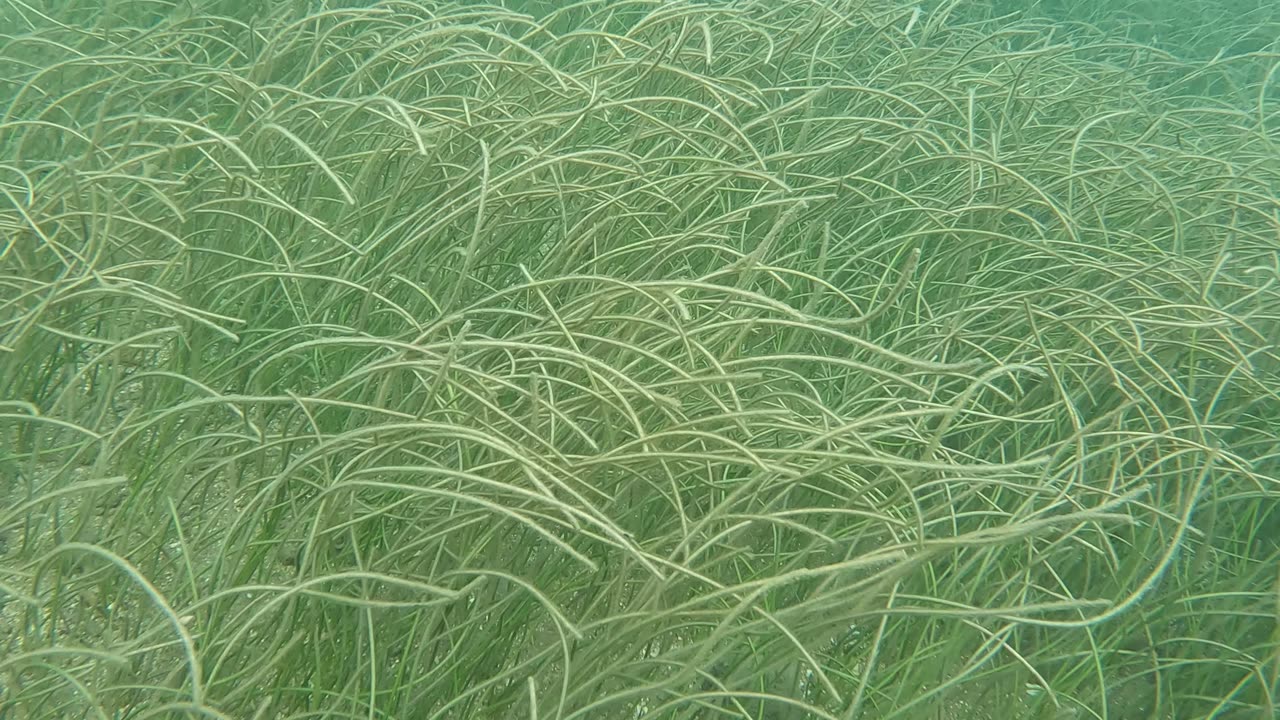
[1,1,1277,718]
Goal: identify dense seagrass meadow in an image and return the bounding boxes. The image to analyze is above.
[1,0,1278,717]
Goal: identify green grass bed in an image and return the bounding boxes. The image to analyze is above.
[1,1,1277,718]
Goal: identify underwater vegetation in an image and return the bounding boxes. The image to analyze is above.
[1,0,1277,718]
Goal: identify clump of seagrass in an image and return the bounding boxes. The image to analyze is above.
[1,1,1277,719]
